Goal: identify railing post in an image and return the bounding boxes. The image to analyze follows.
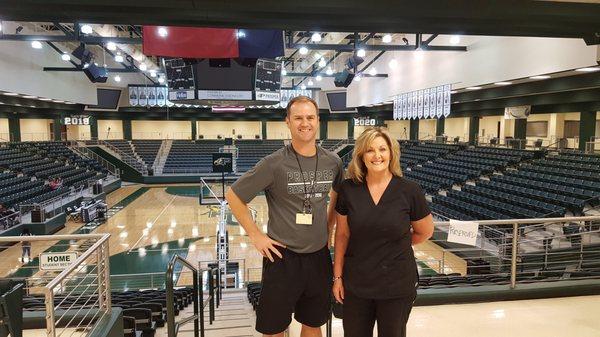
[208,268,215,324]
[45,289,56,337]
[510,222,519,289]
[199,269,205,337]
[166,262,177,337]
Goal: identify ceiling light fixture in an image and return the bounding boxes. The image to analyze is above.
[150,70,157,77]
[31,41,42,49]
[316,75,322,81]
[466,86,482,90]
[236,30,246,38]
[354,73,362,81]
[139,63,147,71]
[369,67,377,76]
[3,92,19,96]
[61,53,71,61]
[158,26,168,37]
[357,48,366,57]
[106,42,117,51]
[300,84,307,90]
[318,58,326,68]
[450,35,461,44]
[114,75,121,82]
[388,58,398,69]
[308,79,314,86]
[114,54,124,63]
[575,67,600,72]
[299,46,308,55]
[494,81,512,85]
[325,67,333,75]
[80,24,93,35]
[311,32,321,42]
[382,34,392,43]
[529,75,550,79]
[281,69,287,76]
[158,76,165,84]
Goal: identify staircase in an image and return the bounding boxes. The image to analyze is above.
[153,140,172,174]
[94,140,148,175]
[161,289,259,337]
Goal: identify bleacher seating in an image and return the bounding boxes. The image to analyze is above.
[132,140,162,167]
[235,140,284,172]
[163,140,226,173]
[0,142,109,210]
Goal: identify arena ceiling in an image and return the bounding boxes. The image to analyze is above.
[0,0,599,40]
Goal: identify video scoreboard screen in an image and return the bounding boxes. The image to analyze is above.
[254,59,282,101]
[165,58,195,101]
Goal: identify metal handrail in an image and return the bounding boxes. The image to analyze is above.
[89,138,148,175]
[166,254,201,337]
[69,144,120,178]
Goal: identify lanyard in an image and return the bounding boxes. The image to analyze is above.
[291,145,319,213]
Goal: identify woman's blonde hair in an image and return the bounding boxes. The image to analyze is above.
[347,127,402,183]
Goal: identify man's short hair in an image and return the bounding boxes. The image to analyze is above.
[285,96,319,117]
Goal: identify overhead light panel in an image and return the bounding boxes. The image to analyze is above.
[236,30,246,38]
[382,34,392,43]
[80,24,93,35]
[466,86,481,90]
[369,67,377,76]
[61,53,71,61]
[106,42,117,51]
[281,69,287,76]
[450,35,461,45]
[150,70,157,77]
[300,84,307,90]
[31,41,42,49]
[325,67,333,75]
[308,79,314,86]
[357,49,366,57]
[354,73,362,82]
[158,26,168,37]
[158,76,165,84]
[0,22,2,33]
[495,81,512,85]
[114,75,121,82]
[299,47,308,55]
[23,95,37,99]
[139,63,147,71]
[3,92,19,96]
[316,75,322,81]
[311,32,321,42]
[318,58,326,68]
[575,67,600,72]
[114,53,124,63]
[529,75,550,79]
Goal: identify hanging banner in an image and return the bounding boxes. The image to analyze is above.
[138,87,149,107]
[417,90,424,119]
[128,86,139,106]
[412,91,418,119]
[423,88,430,119]
[436,86,443,118]
[401,93,407,119]
[157,87,167,107]
[148,87,157,107]
[443,84,452,117]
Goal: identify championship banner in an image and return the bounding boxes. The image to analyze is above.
[148,87,157,107]
[129,86,139,106]
[412,91,418,119]
[436,86,444,118]
[401,93,407,119]
[138,87,148,107]
[423,88,430,119]
[157,87,167,107]
[430,87,437,117]
[443,84,452,117]
[417,90,424,119]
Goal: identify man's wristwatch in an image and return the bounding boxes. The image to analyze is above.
[333,276,342,282]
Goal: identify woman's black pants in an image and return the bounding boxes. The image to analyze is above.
[342,290,415,337]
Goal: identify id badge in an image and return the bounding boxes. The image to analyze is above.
[296,213,313,225]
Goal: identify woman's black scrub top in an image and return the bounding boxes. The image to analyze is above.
[335,176,431,299]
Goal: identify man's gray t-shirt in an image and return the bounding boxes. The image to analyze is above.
[231,145,344,253]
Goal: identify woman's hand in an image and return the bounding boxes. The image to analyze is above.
[332,278,345,304]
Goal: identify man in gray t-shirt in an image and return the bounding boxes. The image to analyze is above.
[226,96,343,336]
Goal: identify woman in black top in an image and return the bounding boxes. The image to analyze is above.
[333,127,434,337]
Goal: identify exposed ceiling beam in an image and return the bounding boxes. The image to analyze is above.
[43,67,141,73]
[0,34,141,44]
[292,43,467,52]
[287,72,387,78]
[422,33,439,46]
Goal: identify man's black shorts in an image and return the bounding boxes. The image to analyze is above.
[256,245,333,335]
